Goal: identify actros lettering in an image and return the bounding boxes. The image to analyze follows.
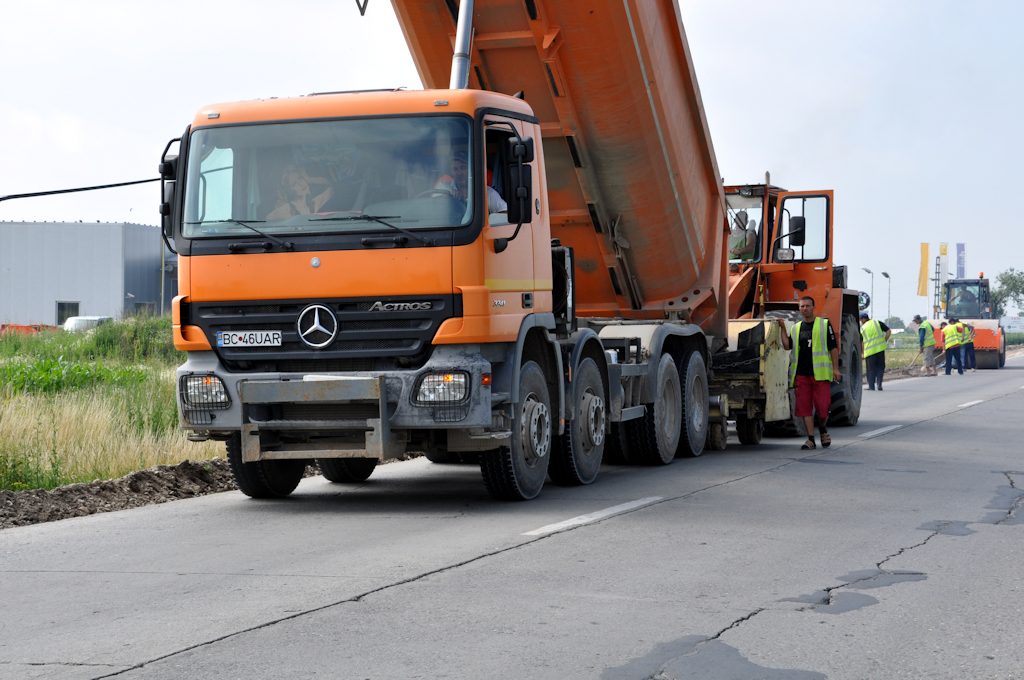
[356,0,369,16]
[369,301,432,312]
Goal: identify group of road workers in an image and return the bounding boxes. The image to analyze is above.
[912,314,977,376]
[775,296,978,451]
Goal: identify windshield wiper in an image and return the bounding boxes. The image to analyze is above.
[186,220,294,251]
[308,214,434,246]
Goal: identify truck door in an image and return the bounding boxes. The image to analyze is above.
[769,190,834,304]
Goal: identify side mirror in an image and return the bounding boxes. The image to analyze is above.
[788,215,806,247]
[507,136,534,163]
[506,163,533,225]
[161,181,176,237]
[158,156,178,180]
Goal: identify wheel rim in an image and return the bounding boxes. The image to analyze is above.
[520,392,551,468]
[581,390,605,451]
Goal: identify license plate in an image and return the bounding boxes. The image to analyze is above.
[217,330,282,347]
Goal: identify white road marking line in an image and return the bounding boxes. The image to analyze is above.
[522,497,663,536]
[958,400,984,408]
[859,425,904,438]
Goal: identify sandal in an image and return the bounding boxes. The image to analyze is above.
[801,438,816,450]
[820,431,831,448]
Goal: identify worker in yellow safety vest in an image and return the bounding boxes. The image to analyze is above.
[961,322,976,371]
[940,320,963,375]
[860,312,891,391]
[779,296,841,450]
[913,314,937,376]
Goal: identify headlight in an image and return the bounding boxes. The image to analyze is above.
[415,372,469,404]
[181,374,231,408]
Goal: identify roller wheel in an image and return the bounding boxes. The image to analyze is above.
[736,416,764,445]
[226,433,305,498]
[549,358,606,486]
[317,458,377,482]
[479,361,552,500]
[705,421,727,451]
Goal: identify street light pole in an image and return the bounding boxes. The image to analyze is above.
[881,272,891,323]
[861,267,874,317]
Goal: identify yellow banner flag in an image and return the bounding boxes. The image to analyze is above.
[918,243,929,296]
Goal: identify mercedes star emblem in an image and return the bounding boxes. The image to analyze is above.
[296,304,338,348]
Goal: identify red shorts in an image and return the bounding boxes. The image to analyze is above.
[793,374,831,418]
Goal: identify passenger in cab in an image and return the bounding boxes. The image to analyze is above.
[266,165,335,220]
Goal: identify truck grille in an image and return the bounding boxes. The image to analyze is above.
[192,295,460,367]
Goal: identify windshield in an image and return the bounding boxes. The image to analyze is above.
[725,194,763,263]
[947,282,984,318]
[182,116,474,238]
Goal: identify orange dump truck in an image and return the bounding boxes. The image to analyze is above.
[162,0,788,500]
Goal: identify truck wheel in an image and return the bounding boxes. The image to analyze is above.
[676,350,709,457]
[705,421,727,451]
[736,416,764,445]
[828,313,863,426]
[225,433,305,498]
[479,361,552,500]
[549,358,606,486]
[601,423,634,464]
[317,458,377,482]
[629,352,682,464]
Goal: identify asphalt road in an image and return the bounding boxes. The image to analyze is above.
[3,357,1023,680]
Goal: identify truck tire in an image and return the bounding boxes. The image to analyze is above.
[736,416,764,445]
[628,352,682,464]
[828,313,863,426]
[225,433,305,498]
[549,358,606,486]
[676,350,709,457]
[601,423,634,464]
[317,458,377,482]
[479,361,552,500]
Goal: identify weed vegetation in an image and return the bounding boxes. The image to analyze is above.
[1,317,220,492]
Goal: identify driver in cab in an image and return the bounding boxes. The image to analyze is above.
[434,150,507,214]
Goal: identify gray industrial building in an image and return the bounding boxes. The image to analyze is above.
[0,222,177,326]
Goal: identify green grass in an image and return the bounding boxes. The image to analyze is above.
[0,316,184,366]
[1006,333,1024,346]
[0,317,219,492]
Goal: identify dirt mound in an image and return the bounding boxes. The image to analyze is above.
[1,458,239,530]
[1,452,424,531]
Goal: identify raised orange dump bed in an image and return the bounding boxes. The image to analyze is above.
[393,0,727,334]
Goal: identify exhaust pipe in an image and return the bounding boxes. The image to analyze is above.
[449,0,475,89]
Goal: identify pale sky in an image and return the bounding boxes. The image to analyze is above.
[2,0,1021,321]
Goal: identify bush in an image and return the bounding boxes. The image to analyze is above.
[1,358,146,394]
[1006,333,1024,346]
